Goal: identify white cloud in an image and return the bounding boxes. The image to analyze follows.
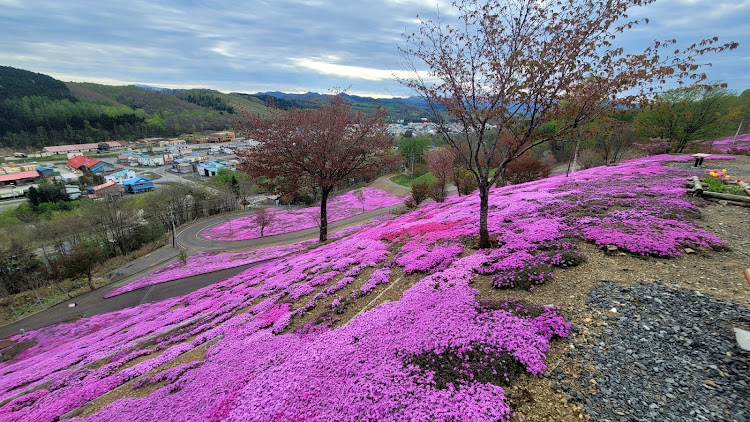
[292,58,429,81]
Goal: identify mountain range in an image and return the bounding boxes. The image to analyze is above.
[0,66,432,150]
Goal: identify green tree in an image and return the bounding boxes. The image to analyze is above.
[636,87,732,152]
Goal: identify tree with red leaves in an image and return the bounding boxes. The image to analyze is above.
[399,0,737,248]
[237,96,395,241]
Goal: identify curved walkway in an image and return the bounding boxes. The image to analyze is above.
[0,259,264,338]
[176,204,405,253]
[1,189,406,338]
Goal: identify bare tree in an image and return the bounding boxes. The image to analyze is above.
[424,147,457,199]
[399,0,737,247]
[254,207,275,237]
[354,188,367,212]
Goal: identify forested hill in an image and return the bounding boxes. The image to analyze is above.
[0,66,74,102]
[0,65,434,151]
[0,67,245,150]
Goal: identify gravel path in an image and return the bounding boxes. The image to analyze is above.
[561,281,750,421]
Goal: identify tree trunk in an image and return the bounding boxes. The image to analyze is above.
[88,274,95,291]
[319,187,332,242]
[478,183,490,248]
[55,282,72,300]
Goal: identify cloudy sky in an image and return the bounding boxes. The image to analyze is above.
[1,0,748,98]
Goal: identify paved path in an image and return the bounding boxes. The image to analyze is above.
[176,204,405,254]
[0,259,261,338]
[1,202,405,337]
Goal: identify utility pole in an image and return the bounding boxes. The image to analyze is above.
[169,208,177,248]
[733,119,743,144]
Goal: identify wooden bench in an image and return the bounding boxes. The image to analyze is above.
[691,153,712,167]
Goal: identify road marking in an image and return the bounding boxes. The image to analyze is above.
[139,286,155,305]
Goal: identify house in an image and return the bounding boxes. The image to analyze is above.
[197,163,219,177]
[175,162,193,174]
[106,169,137,184]
[42,141,127,155]
[67,155,101,172]
[90,161,115,174]
[65,185,81,200]
[122,177,156,194]
[86,180,121,199]
[36,166,56,177]
[59,172,79,184]
[158,139,186,147]
[206,131,235,143]
[117,152,137,164]
[137,156,165,167]
[0,171,41,187]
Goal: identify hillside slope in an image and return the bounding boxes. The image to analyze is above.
[0,154,748,421]
[0,66,74,102]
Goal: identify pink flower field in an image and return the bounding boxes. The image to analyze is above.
[699,133,750,155]
[0,154,732,421]
[104,216,396,298]
[202,187,405,241]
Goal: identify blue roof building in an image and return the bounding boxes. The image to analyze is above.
[122,177,156,194]
[90,161,115,174]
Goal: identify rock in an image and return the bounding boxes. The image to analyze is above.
[704,380,718,388]
[684,248,696,254]
[718,200,728,205]
[734,327,750,351]
[605,245,618,255]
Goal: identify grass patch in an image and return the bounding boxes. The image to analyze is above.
[390,172,438,187]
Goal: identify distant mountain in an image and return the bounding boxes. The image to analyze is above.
[0,66,75,102]
[252,91,435,122]
[0,65,438,151]
[134,84,168,92]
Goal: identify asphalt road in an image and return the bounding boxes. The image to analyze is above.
[176,204,406,254]
[1,202,406,338]
[0,261,261,338]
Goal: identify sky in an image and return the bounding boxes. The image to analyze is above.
[0,0,748,98]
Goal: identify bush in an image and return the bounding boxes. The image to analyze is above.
[453,168,477,195]
[410,181,430,205]
[727,146,750,156]
[428,181,446,202]
[637,138,670,156]
[503,155,552,185]
[577,149,605,170]
[492,264,553,290]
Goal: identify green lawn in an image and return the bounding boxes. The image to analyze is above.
[390,172,438,187]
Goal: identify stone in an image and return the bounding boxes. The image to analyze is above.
[733,327,750,351]
[605,245,618,255]
[684,248,696,254]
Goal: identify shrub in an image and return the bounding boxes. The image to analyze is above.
[577,149,605,170]
[410,181,430,205]
[407,343,526,389]
[492,264,553,290]
[727,146,750,156]
[453,168,477,195]
[503,155,552,185]
[636,138,670,156]
[428,180,446,202]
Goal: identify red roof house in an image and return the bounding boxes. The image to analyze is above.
[67,156,101,171]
